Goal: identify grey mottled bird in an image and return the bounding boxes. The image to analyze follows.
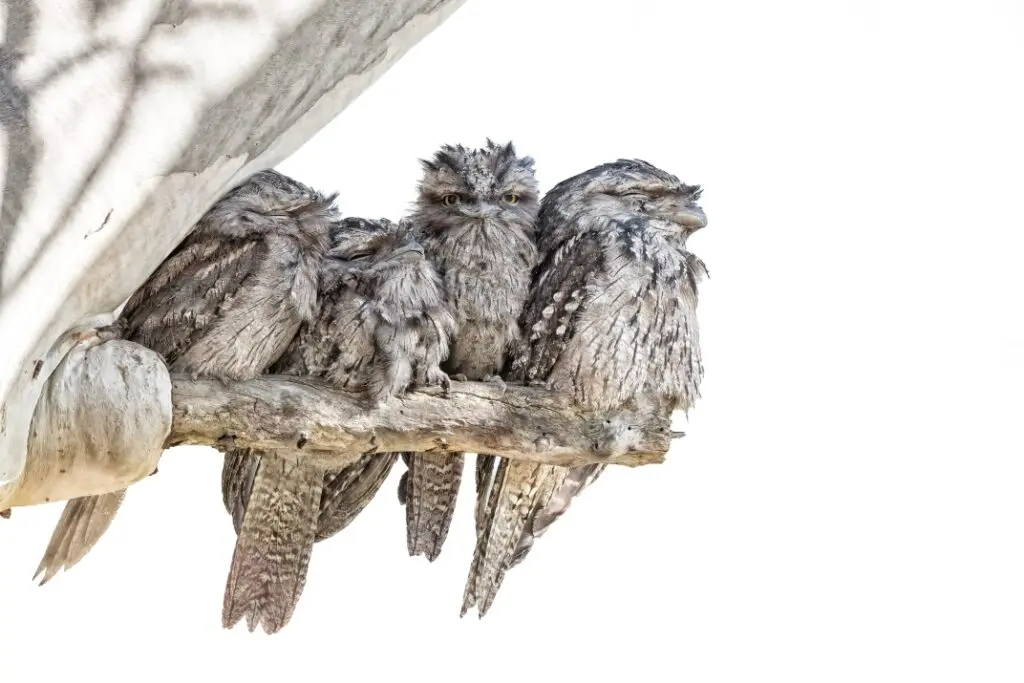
[221,216,455,634]
[462,159,708,617]
[397,140,539,562]
[34,170,334,585]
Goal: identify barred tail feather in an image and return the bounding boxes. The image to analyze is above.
[404,452,463,561]
[474,455,497,533]
[222,455,323,634]
[34,490,126,585]
[461,459,564,618]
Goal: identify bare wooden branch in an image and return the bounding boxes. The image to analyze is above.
[169,376,674,469]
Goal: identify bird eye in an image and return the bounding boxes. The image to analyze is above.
[441,194,460,206]
[625,193,648,211]
[502,193,520,205]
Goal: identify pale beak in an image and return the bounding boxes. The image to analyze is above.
[465,201,499,219]
[677,204,707,230]
[393,242,425,260]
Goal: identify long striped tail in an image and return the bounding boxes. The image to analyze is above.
[222,455,323,634]
[402,452,463,561]
[461,459,565,618]
[34,490,126,585]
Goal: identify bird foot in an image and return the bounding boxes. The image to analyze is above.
[450,373,469,383]
[483,375,508,395]
[95,324,121,343]
[424,368,452,397]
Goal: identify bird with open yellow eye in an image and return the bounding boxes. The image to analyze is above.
[440,192,520,206]
[398,139,540,565]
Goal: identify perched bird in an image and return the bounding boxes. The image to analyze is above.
[34,170,334,585]
[397,140,539,562]
[462,159,709,617]
[221,216,455,634]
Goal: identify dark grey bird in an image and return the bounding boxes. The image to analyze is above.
[397,140,539,562]
[462,159,709,617]
[221,216,456,634]
[34,170,334,586]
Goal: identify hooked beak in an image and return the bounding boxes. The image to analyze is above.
[464,201,499,219]
[393,242,425,260]
[676,204,707,231]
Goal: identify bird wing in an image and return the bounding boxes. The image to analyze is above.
[118,232,273,371]
[222,449,260,535]
[315,453,399,542]
[511,462,606,568]
[507,228,605,385]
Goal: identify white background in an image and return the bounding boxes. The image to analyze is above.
[3,0,1023,681]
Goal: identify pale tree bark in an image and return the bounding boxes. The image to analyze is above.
[170,376,674,469]
[4,336,172,509]
[3,340,676,510]
[0,0,469,501]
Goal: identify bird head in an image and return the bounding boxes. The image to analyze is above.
[537,159,706,251]
[327,217,443,316]
[412,139,540,240]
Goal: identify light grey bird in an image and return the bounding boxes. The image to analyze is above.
[221,216,455,634]
[34,170,334,585]
[462,159,709,617]
[397,140,539,562]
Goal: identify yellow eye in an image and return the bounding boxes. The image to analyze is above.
[503,193,520,204]
[441,194,460,206]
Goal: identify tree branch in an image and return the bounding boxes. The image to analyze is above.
[169,376,675,469]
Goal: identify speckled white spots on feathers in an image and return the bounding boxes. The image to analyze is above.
[525,217,706,412]
[463,158,708,617]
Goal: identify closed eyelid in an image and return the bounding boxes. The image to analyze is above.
[432,187,463,197]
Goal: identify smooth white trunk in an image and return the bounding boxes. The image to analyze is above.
[0,0,468,504]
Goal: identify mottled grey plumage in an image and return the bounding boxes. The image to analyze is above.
[397,140,539,561]
[34,170,334,585]
[462,159,708,617]
[221,216,455,634]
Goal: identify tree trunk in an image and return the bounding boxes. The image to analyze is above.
[0,0,468,501]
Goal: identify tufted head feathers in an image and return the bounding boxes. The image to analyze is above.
[412,139,540,237]
[325,217,445,317]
